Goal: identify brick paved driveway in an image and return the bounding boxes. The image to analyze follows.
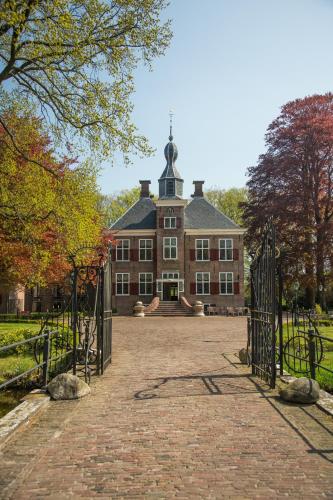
[1,317,333,499]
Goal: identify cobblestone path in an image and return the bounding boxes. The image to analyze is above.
[1,317,333,499]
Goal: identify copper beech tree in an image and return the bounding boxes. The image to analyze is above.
[243,93,333,308]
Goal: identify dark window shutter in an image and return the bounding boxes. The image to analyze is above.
[112,283,115,295]
[153,282,156,295]
[211,282,219,295]
[234,282,240,295]
[130,282,138,295]
[190,249,195,261]
[153,247,157,262]
[233,248,239,261]
[210,249,219,261]
[130,249,138,261]
[190,282,196,295]
[177,217,182,229]
[159,217,164,228]
[111,249,116,261]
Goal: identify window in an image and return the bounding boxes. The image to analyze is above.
[219,272,233,294]
[116,273,129,295]
[164,217,176,229]
[196,239,209,261]
[166,180,175,196]
[139,239,153,261]
[116,239,130,261]
[139,273,153,295]
[219,239,233,261]
[196,272,210,295]
[162,272,179,280]
[163,237,177,259]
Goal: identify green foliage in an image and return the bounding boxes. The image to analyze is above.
[205,187,248,227]
[99,186,142,226]
[0,1,172,163]
[0,355,37,386]
[315,303,323,315]
[0,109,104,287]
[0,328,38,356]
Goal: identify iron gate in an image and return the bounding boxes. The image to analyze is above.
[249,221,278,388]
[72,252,113,382]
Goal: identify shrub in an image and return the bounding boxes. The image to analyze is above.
[315,303,323,315]
[0,329,38,356]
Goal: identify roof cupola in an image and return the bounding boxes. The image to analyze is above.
[158,115,184,199]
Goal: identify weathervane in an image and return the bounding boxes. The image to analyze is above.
[169,108,174,141]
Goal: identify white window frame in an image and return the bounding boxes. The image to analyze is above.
[139,273,153,295]
[116,273,130,295]
[163,237,177,260]
[196,272,210,295]
[219,272,234,295]
[162,271,179,280]
[219,239,233,261]
[164,217,176,229]
[116,239,130,261]
[195,239,210,261]
[139,239,153,261]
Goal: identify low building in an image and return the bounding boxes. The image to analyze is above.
[111,130,245,315]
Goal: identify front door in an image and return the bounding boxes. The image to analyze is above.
[163,282,178,301]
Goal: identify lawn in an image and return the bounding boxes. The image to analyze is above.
[280,323,333,393]
[0,321,73,389]
[0,322,41,334]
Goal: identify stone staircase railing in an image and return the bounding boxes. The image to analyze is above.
[180,296,204,317]
[144,296,160,314]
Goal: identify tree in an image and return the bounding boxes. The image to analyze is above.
[205,187,248,226]
[243,93,333,308]
[0,109,103,287]
[98,186,142,227]
[0,0,171,166]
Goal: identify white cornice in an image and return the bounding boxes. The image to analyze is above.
[184,228,246,235]
[155,199,188,207]
[113,229,156,236]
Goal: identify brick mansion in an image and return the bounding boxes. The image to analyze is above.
[111,129,245,315]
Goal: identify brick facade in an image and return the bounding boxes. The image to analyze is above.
[111,131,245,315]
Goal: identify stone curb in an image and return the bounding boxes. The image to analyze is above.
[280,375,333,417]
[0,390,50,450]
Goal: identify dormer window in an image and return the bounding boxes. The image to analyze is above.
[166,180,175,196]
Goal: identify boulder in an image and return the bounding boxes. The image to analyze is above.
[279,377,320,404]
[47,373,90,400]
[239,347,249,364]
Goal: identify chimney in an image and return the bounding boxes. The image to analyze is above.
[139,180,151,198]
[192,180,205,198]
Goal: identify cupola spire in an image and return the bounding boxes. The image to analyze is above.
[158,112,184,199]
[169,109,173,141]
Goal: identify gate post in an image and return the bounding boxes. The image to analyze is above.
[278,262,283,377]
[308,329,316,380]
[72,268,78,376]
[42,330,51,386]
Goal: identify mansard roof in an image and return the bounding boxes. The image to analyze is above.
[184,197,240,229]
[111,197,156,230]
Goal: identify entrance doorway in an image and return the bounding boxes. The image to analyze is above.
[163,282,178,301]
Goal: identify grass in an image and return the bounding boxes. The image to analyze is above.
[0,322,41,334]
[280,322,333,393]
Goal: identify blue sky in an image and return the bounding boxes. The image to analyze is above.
[98,0,333,198]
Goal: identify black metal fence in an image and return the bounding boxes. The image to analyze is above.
[0,253,113,392]
[279,308,333,392]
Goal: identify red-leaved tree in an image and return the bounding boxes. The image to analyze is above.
[243,93,333,308]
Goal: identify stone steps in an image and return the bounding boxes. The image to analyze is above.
[146,301,192,317]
